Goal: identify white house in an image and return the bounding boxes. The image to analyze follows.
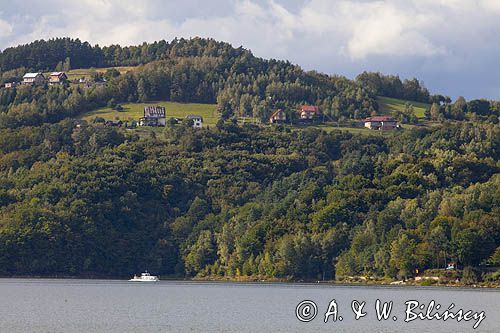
[364,116,398,130]
[23,73,45,85]
[186,115,203,128]
[139,106,166,127]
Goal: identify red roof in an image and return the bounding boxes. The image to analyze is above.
[364,116,396,122]
[301,105,319,113]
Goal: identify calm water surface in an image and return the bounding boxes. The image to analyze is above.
[0,279,498,332]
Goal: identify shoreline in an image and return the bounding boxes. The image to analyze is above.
[193,276,500,289]
[1,275,498,289]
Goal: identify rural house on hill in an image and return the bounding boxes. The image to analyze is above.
[4,82,18,88]
[22,73,45,85]
[299,105,320,120]
[139,106,166,127]
[364,116,398,130]
[49,72,68,85]
[186,115,203,128]
[269,109,287,124]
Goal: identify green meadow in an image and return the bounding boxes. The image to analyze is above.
[80,101,219,125]
[377,96,430,118]
[44,66,138,81]
[308,124,407,136]
[78,94,428,133]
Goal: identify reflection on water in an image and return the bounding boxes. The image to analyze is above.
[0,279,498,333]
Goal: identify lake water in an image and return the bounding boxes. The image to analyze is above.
[0,279,498,332]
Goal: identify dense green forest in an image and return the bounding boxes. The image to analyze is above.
[0,121,498,280]
[0,38,499,282]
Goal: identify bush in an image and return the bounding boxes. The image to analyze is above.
[461,266,479,285]
[483,270,500,282]
[424,269,460,280]
[487,115,499,124]
[420,279,437,286]
[107,98,117,109]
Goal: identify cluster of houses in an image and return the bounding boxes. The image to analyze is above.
[269,105,321,124]
[103,105,204,129]
[102,105,204,129]
[3,72,110,90]
[4,73,398,132]
[269,105,399,130]
[4,72,68,88]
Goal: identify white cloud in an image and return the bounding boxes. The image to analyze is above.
[236,0,265,18]
[480,0,500,12]
[0,0,499,98]
[339,1,443,59]
[1,0,495,59]
[0,18,13,38]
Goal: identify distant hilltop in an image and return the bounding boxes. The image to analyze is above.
[1,37,498,129]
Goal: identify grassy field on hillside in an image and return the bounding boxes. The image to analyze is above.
[81,101,219,125]
[44,66,138,81]
[377,96,430,118]
[311,123,407,136]
[285,122,414,136]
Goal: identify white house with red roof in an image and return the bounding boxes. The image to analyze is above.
[299,105,320,120]
[364,116,398,130]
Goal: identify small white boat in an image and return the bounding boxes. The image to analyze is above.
[129,272,160,282]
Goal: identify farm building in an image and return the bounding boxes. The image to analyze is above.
[49,72,68,85]
[74,119,88,129]
[299,105,320,120]
[269,109,287,124]
[364,116,398,130]
[4,82,18,88]
[139,106,166,127]
[23,73,45,85]
[186,115,203,128]
[105,120,123,127]
[446,262,457,270]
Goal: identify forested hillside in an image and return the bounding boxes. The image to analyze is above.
[0,37,499,282]
[1,38,499,127]
[0,37,374,124]
[0,121,498,280]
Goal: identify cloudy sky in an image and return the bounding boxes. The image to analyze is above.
[0,0,499,99]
